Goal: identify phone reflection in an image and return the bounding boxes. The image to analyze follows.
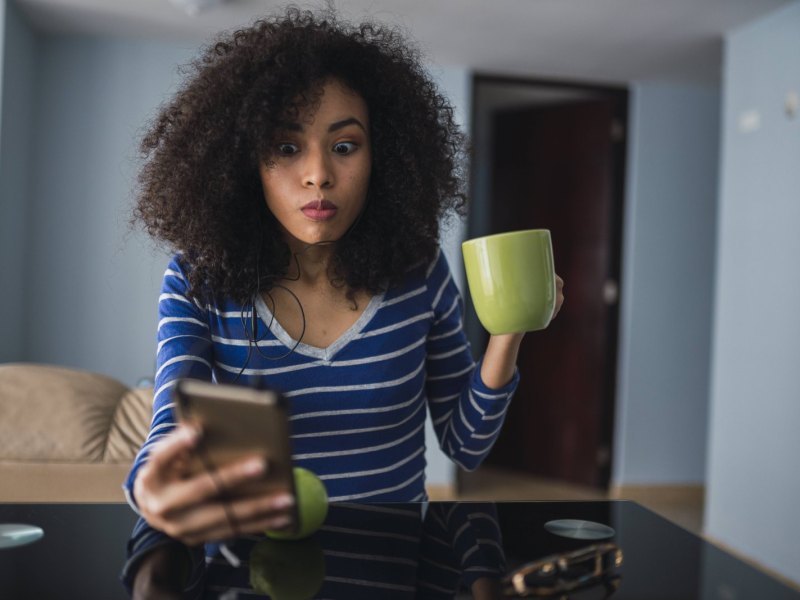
[135,502,507,599]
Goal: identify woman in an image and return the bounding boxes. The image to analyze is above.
[124,7,564,594]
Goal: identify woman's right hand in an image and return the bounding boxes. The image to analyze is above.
[133,424,296,547]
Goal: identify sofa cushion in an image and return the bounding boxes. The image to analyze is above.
[0,363,127,462]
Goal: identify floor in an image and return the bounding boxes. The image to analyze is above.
[440,464,704,535]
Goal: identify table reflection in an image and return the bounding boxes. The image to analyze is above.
[128,502,631,598]
[2,501,795,599]
[131,502,507,599]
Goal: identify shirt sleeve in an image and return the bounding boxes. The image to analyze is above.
[424,249,520,471]
[122,255,214,509]
[119,517,206,597]
[416,502,506,596]
[119,257,215,592]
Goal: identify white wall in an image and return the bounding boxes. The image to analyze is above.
[612,81,720,486]
[0,0,37,363]
[705,2,800,584]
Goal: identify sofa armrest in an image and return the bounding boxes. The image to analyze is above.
[105,387,152,463]
[0,363,147,463]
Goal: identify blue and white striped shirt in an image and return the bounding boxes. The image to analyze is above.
[124,247,517,505]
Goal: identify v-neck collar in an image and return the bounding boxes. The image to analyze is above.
[254,291,385,361]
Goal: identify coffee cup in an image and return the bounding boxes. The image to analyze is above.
[462,229,556,334]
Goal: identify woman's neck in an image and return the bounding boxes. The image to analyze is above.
[284,240,337,287]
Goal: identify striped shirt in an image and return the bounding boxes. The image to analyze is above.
[124,247,518,507]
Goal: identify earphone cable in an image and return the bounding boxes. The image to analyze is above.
[195,437,240,538]
[234,206,363,380]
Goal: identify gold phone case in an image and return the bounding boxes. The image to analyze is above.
[174,379,298,532]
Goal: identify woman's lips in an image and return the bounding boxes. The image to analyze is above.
[301,199,338,221]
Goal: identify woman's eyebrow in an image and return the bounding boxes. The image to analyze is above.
[283,117,366,133]
[328,117,366,133]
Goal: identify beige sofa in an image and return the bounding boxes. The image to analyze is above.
[0,363,151,502]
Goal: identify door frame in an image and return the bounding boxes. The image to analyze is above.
[463,73,629,489]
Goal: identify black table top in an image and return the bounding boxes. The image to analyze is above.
[0,500,797,599]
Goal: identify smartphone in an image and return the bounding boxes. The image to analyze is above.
[174,379,298,532]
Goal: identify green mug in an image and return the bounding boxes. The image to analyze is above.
[462,229,556,334]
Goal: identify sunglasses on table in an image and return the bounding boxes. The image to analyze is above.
[502,542,623,598]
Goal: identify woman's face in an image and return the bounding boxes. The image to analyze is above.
[259,79,372,251]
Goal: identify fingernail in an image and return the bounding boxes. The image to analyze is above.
[273,494,295,509]
[243,457,265,475]
[269,516,292,529]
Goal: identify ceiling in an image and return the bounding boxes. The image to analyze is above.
[14,0,795,84]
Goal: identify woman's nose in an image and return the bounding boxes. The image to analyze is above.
[302,147,333,189]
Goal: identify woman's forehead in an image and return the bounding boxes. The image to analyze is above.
[287,79,369,128]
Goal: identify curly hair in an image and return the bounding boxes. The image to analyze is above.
[133,7,467,302]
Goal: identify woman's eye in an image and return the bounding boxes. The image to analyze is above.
[277,143,298,155]
[332,142,357,155]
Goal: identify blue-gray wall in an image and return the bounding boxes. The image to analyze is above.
[0,17,467,486]
[612,81,720,485]
[426,65,470,488]
[0,0,37,363]
[22,34,194,383]
[705,2,800,583]
[0,0,4,132]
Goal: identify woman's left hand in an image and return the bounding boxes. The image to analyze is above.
[481,274,565,389]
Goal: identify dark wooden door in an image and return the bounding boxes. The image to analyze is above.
[484,99,623,488]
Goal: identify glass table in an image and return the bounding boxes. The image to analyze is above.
[1,500,797,599]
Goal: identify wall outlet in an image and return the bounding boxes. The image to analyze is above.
[738,109,761,133]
